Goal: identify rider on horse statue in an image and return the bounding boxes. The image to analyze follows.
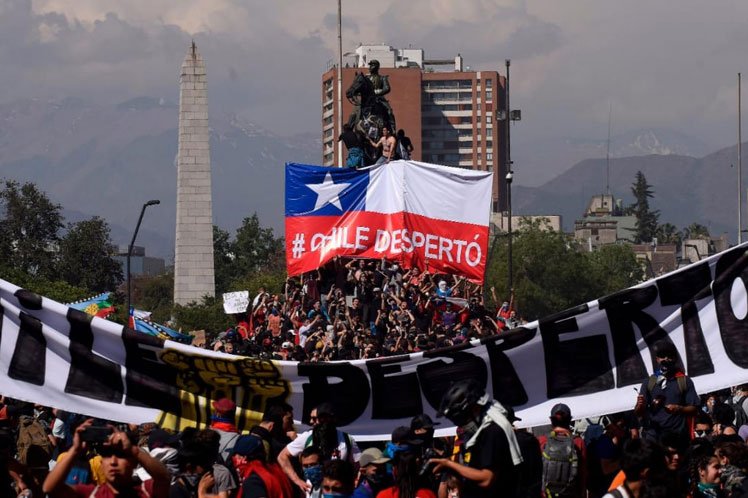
[348,59,396,133]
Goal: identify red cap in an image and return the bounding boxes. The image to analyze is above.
[212,398,236,413]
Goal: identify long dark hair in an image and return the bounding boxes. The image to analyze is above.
[312,423,339,461]
[392,452,420,498]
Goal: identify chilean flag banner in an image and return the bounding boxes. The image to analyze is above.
[285,161,493,282]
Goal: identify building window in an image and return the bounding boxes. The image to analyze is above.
[486,152,493,160]
[485,79,493,88]
[486,91,493,100]
[323,116,333,125]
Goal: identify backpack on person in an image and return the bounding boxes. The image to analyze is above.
[16,415,53,468]
[582,416,610,448]
[728,395,748,428]
[542,431,579,498]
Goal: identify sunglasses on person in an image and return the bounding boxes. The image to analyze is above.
[694,429,713,438]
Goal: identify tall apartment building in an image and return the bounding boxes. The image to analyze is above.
[322,44,507,211]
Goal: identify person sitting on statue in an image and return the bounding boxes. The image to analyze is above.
[338,124,363,169]
[369,126,397,165]
[367,60,396,131]
[396,129,413,160]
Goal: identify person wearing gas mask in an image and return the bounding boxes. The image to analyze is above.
[634,341,699,444]
[428,380,523,498]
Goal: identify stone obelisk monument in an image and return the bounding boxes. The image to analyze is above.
[174,42,215,305]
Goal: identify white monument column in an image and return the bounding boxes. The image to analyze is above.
[174,42,215,305]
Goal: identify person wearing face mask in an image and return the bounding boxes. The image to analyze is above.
[300,446,324,498]
[634,341,699,445]
[352,448,391,498]
[322,460,355,498]
[428,380,523,498]
[278,403,361,494]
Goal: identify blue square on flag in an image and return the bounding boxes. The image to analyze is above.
[285,163,369,217]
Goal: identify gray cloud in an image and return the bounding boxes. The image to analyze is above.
[3,0,748,186]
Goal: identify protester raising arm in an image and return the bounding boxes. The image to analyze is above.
[44,420,170,498]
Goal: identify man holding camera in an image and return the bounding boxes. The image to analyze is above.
[43,419,170,498]
[634,341,699,443]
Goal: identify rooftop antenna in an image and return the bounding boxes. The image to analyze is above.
[606,102,612,197]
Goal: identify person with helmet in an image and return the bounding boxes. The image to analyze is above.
[427,380,523,498]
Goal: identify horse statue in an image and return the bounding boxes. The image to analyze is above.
[346,71,397,165]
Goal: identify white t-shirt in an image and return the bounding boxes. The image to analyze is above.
[602,486,632,498]
[298,324,313,347]
[286,429,361,463]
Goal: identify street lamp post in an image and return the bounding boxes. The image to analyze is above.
[127,200,160,321]
[501,59,521,292]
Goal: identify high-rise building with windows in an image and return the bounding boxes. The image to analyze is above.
[322,44,507,211]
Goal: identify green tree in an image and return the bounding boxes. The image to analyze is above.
[213,225,235,295]
[137,273,174,324]
[0,265,88,303]
[487,219,591,320]
[173,295,232,336]
[487,219,646,321]
[684,223,710,240]
[58,217,123,293]
[232,214,285,277]
[626,171,660,243]
[0,180,64,277]
[587,244,644,296]
[654,222,682,246]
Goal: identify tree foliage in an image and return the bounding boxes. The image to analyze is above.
[137,273,175,324]
[211,214,285,296]
[487,218,643,321]
[213,225,235,296]
[0,265,88,303]
[0,180,64,278]
[654,222,682,246]
[627,171,660,243]
[684,223,710,240]
[173,296,232,336]
[58,217,123,293]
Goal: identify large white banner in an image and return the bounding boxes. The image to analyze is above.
[2,244,748,440]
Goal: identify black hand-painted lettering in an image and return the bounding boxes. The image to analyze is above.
[298,362,370,426]
[64,309,123,403]
[8,312,46,385]
[541,304,614,397]
[483,327,535,406]
[366,357,422,419]
[657,262,714,376]
[13,289,42,310]
[417,351,488,411]
[122,329,181,413]
[713,247,748,367]
[599,286,672,387]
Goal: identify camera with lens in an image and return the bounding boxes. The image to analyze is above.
[418,448,438,477]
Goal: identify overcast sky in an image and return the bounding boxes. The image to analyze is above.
[3,0,747,184]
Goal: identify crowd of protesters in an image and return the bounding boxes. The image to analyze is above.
[5,263,748,497]
[206,258,523,362]
[4,373,748,498]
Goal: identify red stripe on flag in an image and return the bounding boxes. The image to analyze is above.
[285,211,488,282]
